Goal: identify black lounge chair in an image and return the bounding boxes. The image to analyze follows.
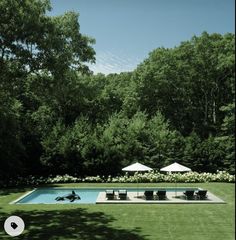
[196,190,208,200]
[144,190,154,200]
[106,190,115,200]
[183,190,195,200]
[118,190,127,200]
[156,190,167,200]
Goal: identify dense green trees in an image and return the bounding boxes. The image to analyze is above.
[0,1,235,180]
[131,32,235,137]
[0,0,95,177]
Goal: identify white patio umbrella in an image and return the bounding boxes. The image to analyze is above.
[160,162,191,197]
[122,162,153,172]
[122,162,153,197]
[160,162,191,172]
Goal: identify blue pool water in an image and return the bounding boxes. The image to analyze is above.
[14,187,199,204]
[15,188,101,204]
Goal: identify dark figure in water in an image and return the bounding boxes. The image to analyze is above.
[55,190,81,202]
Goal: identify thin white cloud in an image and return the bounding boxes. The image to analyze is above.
[87,51,142,75]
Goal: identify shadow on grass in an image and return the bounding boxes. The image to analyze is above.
[0,208,148,240]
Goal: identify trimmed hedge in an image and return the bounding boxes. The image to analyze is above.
[0,171,234,188]
[109,171,235,183]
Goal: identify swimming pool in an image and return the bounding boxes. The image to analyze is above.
[12,187,200,204]
[14,188,101,204]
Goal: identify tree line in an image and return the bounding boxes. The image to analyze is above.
[0,0,235,180]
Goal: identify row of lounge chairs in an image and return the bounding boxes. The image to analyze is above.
[183,190,208,200]
[144,190,167,200]
[146,189,208,200]
[106,190,167,200]
[106,190,127,200]
[105,189,208,201]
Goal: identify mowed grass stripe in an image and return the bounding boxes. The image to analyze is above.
[0,183,234,240]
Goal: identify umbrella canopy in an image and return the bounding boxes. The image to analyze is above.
[122,162,153,197]
[160,162,191,172]
[122,162,153,172]
[160,162,191,197]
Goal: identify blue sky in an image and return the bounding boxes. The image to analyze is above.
[50,0,235,74]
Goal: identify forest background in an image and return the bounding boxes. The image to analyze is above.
[0,0,235,181]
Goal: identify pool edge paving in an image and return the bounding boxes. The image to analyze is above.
[11,187,225,205]
[96,191,225,204]
[10,189,37,205]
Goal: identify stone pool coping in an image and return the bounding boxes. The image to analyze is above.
[96,190,225,204]
[10,188,37,204]
[10,187,225,204]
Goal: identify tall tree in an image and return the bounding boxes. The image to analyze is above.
[0,0,96,177]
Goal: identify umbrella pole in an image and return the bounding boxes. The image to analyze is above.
[135,171,140,197]
[137,174,139,197]
[137,179,138,197]
[175,180,177,197]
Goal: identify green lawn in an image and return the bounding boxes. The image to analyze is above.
[0,182,235,240]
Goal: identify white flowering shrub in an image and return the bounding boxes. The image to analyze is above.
[82,175,103,183]
[1,170,234,187]
[46,174,80,183]
[108,171,234,183]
